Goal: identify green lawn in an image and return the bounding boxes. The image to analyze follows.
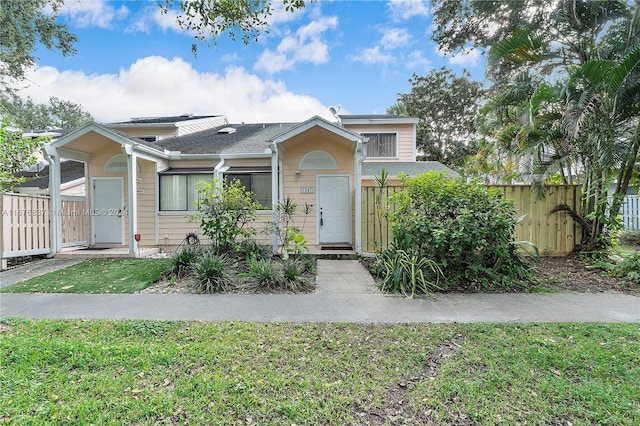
[1,320,638,425]
[0,258,171,293]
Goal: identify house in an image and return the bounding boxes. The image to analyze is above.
[42,113,458,255]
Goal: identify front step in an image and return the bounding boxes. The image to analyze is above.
[309,250,358,260]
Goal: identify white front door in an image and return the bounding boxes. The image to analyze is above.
[317,175,351,244]
[93,178,124,244]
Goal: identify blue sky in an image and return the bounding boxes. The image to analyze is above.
[21,0,486,123]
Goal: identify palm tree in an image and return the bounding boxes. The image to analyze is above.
[486,0,640,249]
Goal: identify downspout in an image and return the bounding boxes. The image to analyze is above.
[213,157,227,182]
[354,136,368,254]
[43,144,61,257]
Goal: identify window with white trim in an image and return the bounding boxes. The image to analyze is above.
[363,133,397,158]
[225,172,272,209]
[159,173,211,211]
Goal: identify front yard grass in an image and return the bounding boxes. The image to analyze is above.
[1,320,638,425]
[0,258,171,293]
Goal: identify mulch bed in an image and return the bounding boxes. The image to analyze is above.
[533,254,638,294]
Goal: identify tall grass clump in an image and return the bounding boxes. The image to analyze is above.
[167,244,203,278]
[192,254,233,293]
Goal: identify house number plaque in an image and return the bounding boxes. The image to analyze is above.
[300,187,314,194]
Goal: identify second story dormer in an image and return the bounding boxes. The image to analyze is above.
[340,114,419,162]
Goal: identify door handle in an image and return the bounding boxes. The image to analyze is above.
[320,207,324,226]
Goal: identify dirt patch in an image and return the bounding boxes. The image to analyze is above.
[533,255,639,294]
[353,338,465,425]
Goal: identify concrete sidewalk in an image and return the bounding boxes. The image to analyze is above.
[1,259,638,323]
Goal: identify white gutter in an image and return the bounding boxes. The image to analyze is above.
[168,153,272,160]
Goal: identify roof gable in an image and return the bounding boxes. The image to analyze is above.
[271,116,364,144]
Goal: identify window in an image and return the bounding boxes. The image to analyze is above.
[363,133,397,158]
[225,172,272,209]
[160,174,211,211]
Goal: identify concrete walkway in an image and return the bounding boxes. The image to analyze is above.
[0,258,83,289]
[1,259,638,323]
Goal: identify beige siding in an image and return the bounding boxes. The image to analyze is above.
[158,212,272,250]
[280,133,355,245]
[344,123,415,162]
[135,159,157,246]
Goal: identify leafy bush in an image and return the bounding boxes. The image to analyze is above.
[595,252,640,286]
[168,245,203,278]
[618,229,640,247]
[374,248,442,297]
[192,254,233,293]
[194,178,260,251]
[235,239,272,262]
[387,172,533,290]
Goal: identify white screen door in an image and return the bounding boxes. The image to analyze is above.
[318,175,351,244]
[93,178,123,244]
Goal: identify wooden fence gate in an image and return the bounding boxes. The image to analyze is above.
[1,193,88,269]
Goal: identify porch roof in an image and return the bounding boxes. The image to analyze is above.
[362,161,460,178]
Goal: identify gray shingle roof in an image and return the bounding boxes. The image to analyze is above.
[17,160,85,189]
[109,115,222,125]
[362,162,460,178]
[155,123,298,155]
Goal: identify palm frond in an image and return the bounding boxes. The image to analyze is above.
[488,30,547,67]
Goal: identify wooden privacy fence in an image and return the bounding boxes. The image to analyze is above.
[361,184,582,256]
[1,193,88,268]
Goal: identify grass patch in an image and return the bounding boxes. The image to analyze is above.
[0,258,171,294]
[1,320,638,424]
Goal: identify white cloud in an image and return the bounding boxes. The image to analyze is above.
[18,57,332,123]
[406,50,431,70]
[387,0,430,21]
[380,28,412,50]
[350,46,395,65]
[448,49,482,67]
[254,16,337,73]
[350,27,411,66]
[61,0,128,29]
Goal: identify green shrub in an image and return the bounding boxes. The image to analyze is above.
[387,172,533,291]
[194,178,260,252]
[235,239,272,262]
[618,229,640,247]
[168,245,203,278]
[610,253,640,286]
[192,254,233,293]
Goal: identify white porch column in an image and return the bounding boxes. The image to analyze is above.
[354,137,368,254]
[124,145,137,254]
[44,145,62,255]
